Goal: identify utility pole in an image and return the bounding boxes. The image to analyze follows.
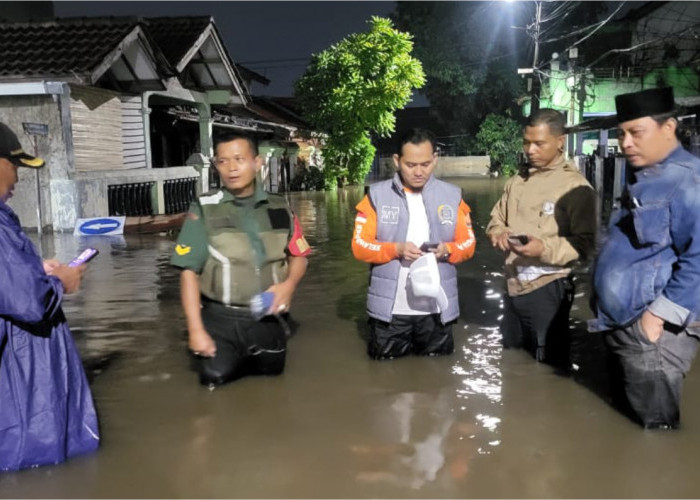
[530,1,542,113]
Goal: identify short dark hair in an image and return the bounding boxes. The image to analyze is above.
[527,108,566,136]
[214,133,259,156]
[395,128,437,156]
[651,111,677,126]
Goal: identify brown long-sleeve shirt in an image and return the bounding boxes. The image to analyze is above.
[486,155,597,296]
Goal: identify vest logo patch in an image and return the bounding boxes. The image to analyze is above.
[542,201,555,215]
[175,244,192,256]
[380,205,400,224]
[296,236,310,254]
[438,204,455,225]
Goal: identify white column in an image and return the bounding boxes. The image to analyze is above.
[197,102,213,158]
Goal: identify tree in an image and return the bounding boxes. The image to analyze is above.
[392,2,612,148]
[392,2,525,149]
[475,114,522,177]
[295,16,425,188]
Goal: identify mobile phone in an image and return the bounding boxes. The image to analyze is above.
[68,248,99,267]
[420,242,439,252]
[508,234,529,246]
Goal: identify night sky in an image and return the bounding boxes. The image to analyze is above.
[53,1,397,97]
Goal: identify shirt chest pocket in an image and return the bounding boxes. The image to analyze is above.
[631,202,671,246]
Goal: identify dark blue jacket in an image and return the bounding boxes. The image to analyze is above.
[0,200,99,472]
[591,146,700,331]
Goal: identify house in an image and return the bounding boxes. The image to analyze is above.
[0,15,308,232]
[535,1,699,155]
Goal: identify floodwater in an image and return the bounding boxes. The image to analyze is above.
[2,177,700,498]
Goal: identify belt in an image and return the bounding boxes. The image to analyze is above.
[201,296,251,313]
[200,296,292,337]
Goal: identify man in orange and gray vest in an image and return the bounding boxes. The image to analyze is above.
[352,128,476,360]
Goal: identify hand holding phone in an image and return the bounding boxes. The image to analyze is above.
[420,242,439,252]
[508,234,529,246]
[69,248,99,267]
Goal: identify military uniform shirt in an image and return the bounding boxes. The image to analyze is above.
[171,185,310,273]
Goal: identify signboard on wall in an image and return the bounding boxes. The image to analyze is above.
[22,122,49,136]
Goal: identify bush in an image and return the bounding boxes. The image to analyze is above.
[290,166,325,191]
[475,113,522,177]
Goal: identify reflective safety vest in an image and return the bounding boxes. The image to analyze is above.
[198,192,292,306]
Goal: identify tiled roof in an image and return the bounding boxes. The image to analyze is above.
[0,18,138,78]
[0,16,226,80]
[0,15,261,100]
[142,16,212,69]
[236,64,271,86]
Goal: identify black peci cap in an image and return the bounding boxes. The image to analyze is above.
[615,87,677,124]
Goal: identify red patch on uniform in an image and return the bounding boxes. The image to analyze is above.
[288,215,311,256]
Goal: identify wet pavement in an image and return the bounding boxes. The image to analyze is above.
[1,177,700,498]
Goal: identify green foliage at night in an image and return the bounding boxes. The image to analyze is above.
[295,16,425,188]
[475,114,523,177]
[392,1,609,152]
[392,2,524,149]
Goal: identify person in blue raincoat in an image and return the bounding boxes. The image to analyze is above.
[0,122,99,472]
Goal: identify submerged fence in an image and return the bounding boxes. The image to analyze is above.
[108,182,155,217]
[108,177,198,217]
[163,178,198,215]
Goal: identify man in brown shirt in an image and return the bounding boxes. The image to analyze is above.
[486,109,597,367]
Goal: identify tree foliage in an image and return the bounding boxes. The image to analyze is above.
[475,114,522,177]
[295,16,425,188]
[392,2,524,149]
[392,2,612,152]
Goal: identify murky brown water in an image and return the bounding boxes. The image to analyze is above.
[2,178,700,498]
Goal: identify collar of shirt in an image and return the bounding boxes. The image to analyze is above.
[631,144,685,181]
[221,180,269,207]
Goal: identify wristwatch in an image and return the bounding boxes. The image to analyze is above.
[441,246,451,261]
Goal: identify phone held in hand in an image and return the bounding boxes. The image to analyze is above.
[68,248,99,267]
[420,242,439,252]
[508,234,529,246]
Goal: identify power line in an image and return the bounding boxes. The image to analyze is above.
[237,57,311,65]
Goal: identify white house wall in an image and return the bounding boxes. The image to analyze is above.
[70,86,125,171]
[0,94,69,230]
[121,95,147,168]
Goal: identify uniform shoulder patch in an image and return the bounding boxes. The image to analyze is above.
[175,244,192,256]
[296,236,310,254]
[200,191,224,206]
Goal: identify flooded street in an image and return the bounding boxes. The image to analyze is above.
[2,177,700,498]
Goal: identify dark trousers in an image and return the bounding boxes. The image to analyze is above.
[195,300,287,386]
[605,320,700,429]
[368,314,454,360]
[501,277,574,366]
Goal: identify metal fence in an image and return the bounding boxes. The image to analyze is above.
[108,182,155,217]
[578,154,626,225]
[163,178,198,214]
[108,177,199,217]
